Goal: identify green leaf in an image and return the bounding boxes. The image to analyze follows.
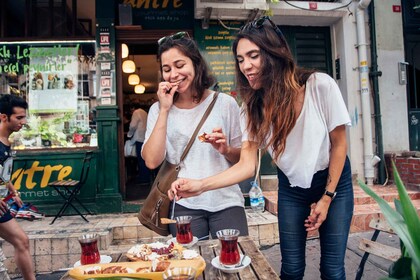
[389,257,412,278]
[392,162,420,264]
[358,179,420,276]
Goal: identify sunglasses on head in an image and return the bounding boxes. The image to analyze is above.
[242,16,285,39]
[158,31,190,46]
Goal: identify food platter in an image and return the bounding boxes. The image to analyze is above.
[125,241,199,262]
[68,258,206,280]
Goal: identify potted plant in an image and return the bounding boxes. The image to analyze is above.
[359,162,420,279]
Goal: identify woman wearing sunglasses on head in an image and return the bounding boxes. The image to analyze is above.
[141,32,248,239]
[170,17,354,279]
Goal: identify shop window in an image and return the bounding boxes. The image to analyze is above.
[0,41,98,149]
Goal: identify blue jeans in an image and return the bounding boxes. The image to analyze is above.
[277,157,353,280]
[135,141,151,183]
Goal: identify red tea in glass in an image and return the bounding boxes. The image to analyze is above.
[176,216,193,244]
[79,233,100,265]
[216,229,240,266]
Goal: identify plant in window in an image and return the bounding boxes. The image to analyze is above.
[359,162,420,279]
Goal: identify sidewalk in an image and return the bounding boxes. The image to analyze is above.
[260,231,395,279]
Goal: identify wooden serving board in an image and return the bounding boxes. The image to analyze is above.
[68,258,205,280]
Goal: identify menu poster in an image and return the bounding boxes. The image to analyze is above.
[195,20,243,93]
[28,46,78,113]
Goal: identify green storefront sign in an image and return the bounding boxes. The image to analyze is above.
[12,150,99,215]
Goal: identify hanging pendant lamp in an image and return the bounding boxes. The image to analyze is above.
[122,59,135,73]
[128,74,140,85]
[122,43,129,59]
[135,84,146,94]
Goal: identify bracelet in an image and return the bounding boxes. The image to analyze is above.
[12,191,20,197]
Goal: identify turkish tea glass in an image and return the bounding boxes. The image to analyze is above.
[78,233,100,265]
[162,266,197,280]
[216,229,240,266]
[175,216,193,244]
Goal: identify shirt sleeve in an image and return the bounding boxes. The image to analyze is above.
[317,73,352,132]
[127,111,139,138]
[143,102,159,145]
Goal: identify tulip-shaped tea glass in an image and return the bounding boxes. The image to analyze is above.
[78,233,100,265]
[176,216,193,244]
[162,266,197,280]
[216,229,240,266]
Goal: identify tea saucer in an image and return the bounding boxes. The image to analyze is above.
[211,255,251,274]
[167,236,198,248]
[73,255,112,267]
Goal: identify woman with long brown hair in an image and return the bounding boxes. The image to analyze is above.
[170,17,354,279]
[142,32,248,240]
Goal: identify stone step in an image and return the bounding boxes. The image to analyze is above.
[263,184,420,237]
[263,184,420,215]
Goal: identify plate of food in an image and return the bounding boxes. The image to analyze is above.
[68,258,206,280]
[125,241,201,262]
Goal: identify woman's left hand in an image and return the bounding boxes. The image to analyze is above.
[206,127,229,155]
[304,197,332,231]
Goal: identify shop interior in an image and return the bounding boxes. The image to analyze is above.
[120,42,160,202]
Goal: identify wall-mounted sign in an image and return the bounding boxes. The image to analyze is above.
[195,20,243,94]
[120,0,194,29]
[28,46,79,113]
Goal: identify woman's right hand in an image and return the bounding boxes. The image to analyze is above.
[157,81,179,111]
[168,178,204,200]
[0,200,8,216]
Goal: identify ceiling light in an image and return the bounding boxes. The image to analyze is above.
[135,84,146,94]
[122,43,129,58]
[128,74,140,85]
[122,60,135,73]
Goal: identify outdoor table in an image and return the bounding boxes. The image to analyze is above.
[60,236,278,279]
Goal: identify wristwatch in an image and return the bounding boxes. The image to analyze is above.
[324,190,337,200]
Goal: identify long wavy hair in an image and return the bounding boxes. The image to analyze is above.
[232,20,314,161]
[158,35,215,103]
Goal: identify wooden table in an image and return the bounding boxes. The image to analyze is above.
[61,236,278,280]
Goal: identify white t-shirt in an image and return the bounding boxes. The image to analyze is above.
[127,108,148,143]
[144,92,244,211]
[241,73,351,188]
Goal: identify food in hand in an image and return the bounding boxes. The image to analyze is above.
[161,217,177,224]
[198,132,209,142]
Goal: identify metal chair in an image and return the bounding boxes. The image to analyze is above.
[48,151,94,224]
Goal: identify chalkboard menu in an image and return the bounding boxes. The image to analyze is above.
[195,20,243,93]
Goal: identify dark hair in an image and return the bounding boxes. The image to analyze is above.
[0,94,28,119]
[157,35,215,102]
[232,19,314,160]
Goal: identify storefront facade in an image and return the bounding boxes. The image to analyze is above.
[2,0,409,215]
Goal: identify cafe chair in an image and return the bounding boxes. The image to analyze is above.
[48,151,94,225]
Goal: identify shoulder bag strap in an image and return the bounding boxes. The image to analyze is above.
[179,91,220,162]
